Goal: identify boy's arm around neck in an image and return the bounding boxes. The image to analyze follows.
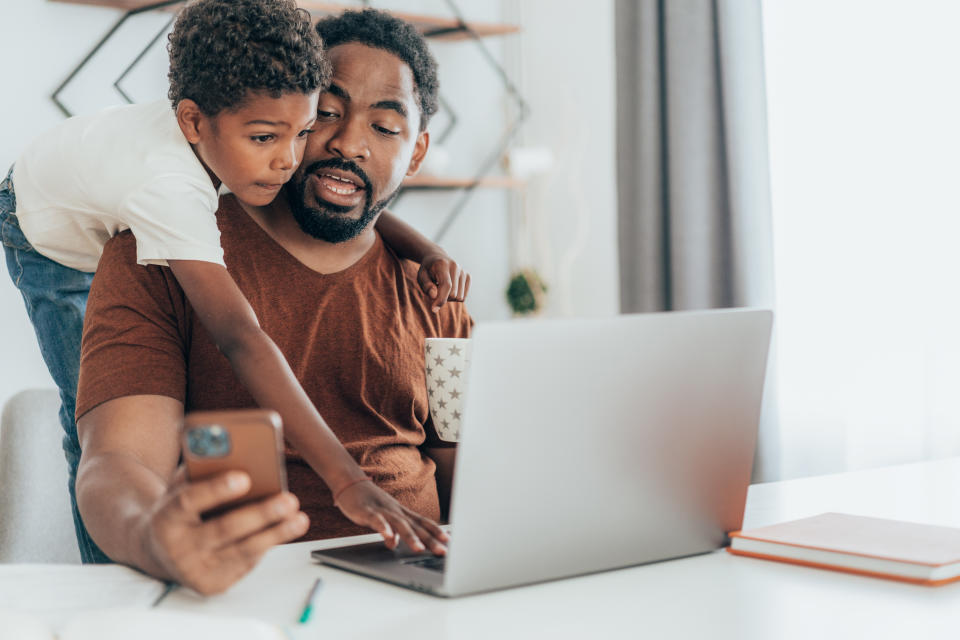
[374,209,446,263]
[374,211,471,310]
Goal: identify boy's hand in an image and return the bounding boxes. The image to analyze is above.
[334,479,450,555]
[417,253,471,312]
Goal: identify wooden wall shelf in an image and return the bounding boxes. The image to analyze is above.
[402,175,523,190]
[49,1,520,41]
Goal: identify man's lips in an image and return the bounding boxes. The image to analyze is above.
[309,172,367,206]
[318,170,365,190]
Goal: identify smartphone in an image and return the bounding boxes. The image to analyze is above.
[181,409,288,516]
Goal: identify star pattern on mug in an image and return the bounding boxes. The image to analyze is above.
[425,341,471,443]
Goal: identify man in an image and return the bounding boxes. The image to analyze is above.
[74,9,470,595]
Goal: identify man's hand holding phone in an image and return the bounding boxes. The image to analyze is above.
[172,408,447,588]
[145,409,309,595]
[136,468,309,595]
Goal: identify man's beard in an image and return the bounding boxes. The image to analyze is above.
[288,158,397,243]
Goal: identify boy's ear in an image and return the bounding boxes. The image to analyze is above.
[176,99,205,144]
[405,131,430,177]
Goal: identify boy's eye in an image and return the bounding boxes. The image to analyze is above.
[374,125,399,136]
[298,128,315,138]
[251,134,274,143]
[317,110,339,120]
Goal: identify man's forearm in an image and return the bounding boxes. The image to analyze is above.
[77,394,311,594]
[76,451,174,579]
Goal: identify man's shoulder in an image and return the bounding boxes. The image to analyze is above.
[98,229,178,291]
[373,231,424,289]
[372,234,473,335]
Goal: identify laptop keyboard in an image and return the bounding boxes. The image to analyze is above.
[403,555,446,572]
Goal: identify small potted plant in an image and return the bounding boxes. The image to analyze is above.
[506,269,548,317]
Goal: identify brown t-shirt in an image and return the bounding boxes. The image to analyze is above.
[77,195,472,540]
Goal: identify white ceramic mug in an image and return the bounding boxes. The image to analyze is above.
[424,338,472,442]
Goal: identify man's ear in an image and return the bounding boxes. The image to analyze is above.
[406,131,430,177]
[176,99,205,144]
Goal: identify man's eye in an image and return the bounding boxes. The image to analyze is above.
[317,110,339,120]
[251,134,274,143]
[298,129,315,138]
[374,125,399,136]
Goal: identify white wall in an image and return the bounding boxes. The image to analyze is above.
[764,0,960,479]
[505,0,619,320]
[0,0,618,410]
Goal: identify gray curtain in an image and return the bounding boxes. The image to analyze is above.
[615,0,779,481]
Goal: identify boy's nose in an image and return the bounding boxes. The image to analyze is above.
[272,143,297,171]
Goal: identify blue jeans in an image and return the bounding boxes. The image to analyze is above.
[0,168,110,563]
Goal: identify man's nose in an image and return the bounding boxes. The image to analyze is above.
[327,119,370,162]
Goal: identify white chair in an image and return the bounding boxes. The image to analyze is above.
[0,389,80,562]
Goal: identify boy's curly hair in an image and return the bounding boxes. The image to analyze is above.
[167,0,329,115]
[315,9,439,131]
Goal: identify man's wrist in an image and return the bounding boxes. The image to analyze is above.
[131,508,176,583]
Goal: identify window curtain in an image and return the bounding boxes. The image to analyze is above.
[615,0,779,480]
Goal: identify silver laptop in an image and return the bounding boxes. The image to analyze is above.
[312,309,773,597]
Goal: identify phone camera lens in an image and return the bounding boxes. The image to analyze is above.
[187,424,232,458]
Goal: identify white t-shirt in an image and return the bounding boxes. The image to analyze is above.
[12,100,223,273]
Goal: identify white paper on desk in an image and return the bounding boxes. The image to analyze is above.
[63,608,285,640]
[0,608,285,640]
[0,564,165,630]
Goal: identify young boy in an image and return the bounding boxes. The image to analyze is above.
[0,0,461,562]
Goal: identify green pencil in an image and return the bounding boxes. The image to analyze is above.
[298,577,324,624]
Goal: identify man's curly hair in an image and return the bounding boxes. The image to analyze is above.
[167,0,329,115]
[315,9,439,131]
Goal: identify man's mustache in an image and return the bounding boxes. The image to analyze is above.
[301,158,372,192]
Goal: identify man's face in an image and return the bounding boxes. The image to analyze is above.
[287,42,428,243]
[192,91,319,207]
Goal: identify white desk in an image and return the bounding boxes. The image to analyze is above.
[161,458,960,639]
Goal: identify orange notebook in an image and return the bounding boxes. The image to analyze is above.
[728,513,960,586]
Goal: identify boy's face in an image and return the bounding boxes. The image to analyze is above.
[187,91,319,207]
[287,42,428,242]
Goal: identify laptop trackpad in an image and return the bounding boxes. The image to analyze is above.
[311,540,448,592]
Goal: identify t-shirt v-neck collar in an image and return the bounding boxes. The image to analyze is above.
[219,195,383,279]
